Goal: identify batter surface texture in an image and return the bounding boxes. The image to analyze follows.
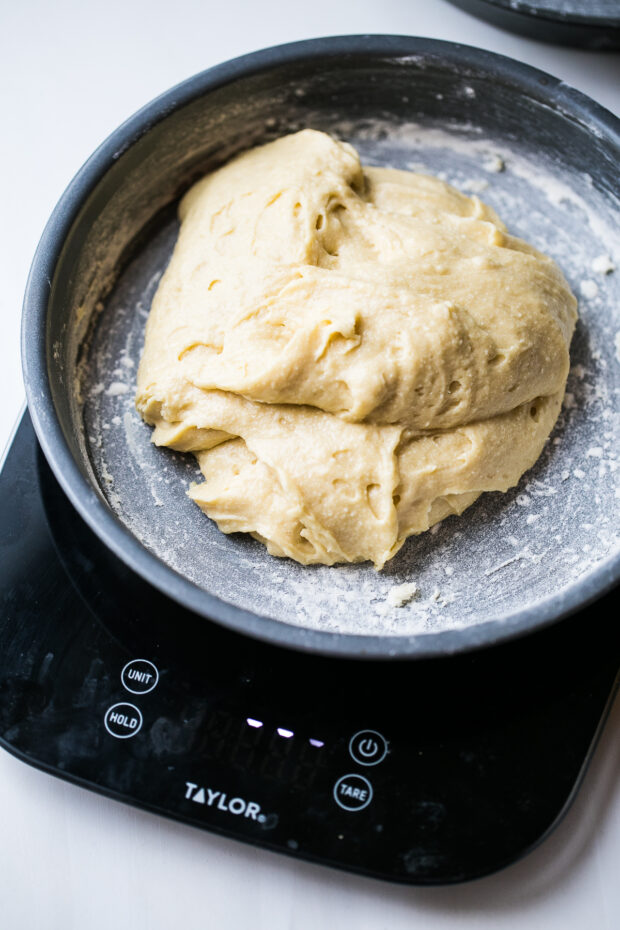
[136,130,577,568]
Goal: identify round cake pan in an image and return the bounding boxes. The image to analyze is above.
[446,0,620,49]
[21,36,620,658]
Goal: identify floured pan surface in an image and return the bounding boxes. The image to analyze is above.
[81,115,619,638]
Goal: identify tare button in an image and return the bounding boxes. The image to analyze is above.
[121,659,159,694]
[333,774,373,811]
[104,702,143,739]
[349,729,388,766]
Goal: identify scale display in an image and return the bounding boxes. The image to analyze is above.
[1,412,618,885]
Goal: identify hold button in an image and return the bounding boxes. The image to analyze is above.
[104,702,143,739]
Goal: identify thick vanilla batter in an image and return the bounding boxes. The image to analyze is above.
[136,130,577,568]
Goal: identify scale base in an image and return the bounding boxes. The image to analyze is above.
[1,412,618,885]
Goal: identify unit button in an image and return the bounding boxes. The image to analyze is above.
[349,729,388,766]
[104,702,143,739]
[121,659,159,694]
[333,774,373,811]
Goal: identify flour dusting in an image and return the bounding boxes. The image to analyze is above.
[386,582,419,608]
[81,118,620,637]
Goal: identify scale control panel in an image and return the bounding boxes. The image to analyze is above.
[102,657,392,830]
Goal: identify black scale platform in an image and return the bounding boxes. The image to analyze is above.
[1,411,618,884]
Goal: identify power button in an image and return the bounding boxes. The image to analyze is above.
[349,730,388,767]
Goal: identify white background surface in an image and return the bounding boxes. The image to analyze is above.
[1,1,619,927]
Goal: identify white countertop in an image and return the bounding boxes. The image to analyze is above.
[1,1,619,926]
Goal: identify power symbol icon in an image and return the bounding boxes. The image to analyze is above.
[349,730,388,766]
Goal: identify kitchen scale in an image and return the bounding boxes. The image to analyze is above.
[1,409,619,885]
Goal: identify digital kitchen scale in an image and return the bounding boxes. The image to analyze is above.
[1,410,619,885]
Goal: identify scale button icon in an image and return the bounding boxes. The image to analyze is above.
[104,702,143,739]
[349,729,389,766]
[333,774,373,811]
[121,659,159,694]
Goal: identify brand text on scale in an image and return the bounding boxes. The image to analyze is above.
[184,782,263,820]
